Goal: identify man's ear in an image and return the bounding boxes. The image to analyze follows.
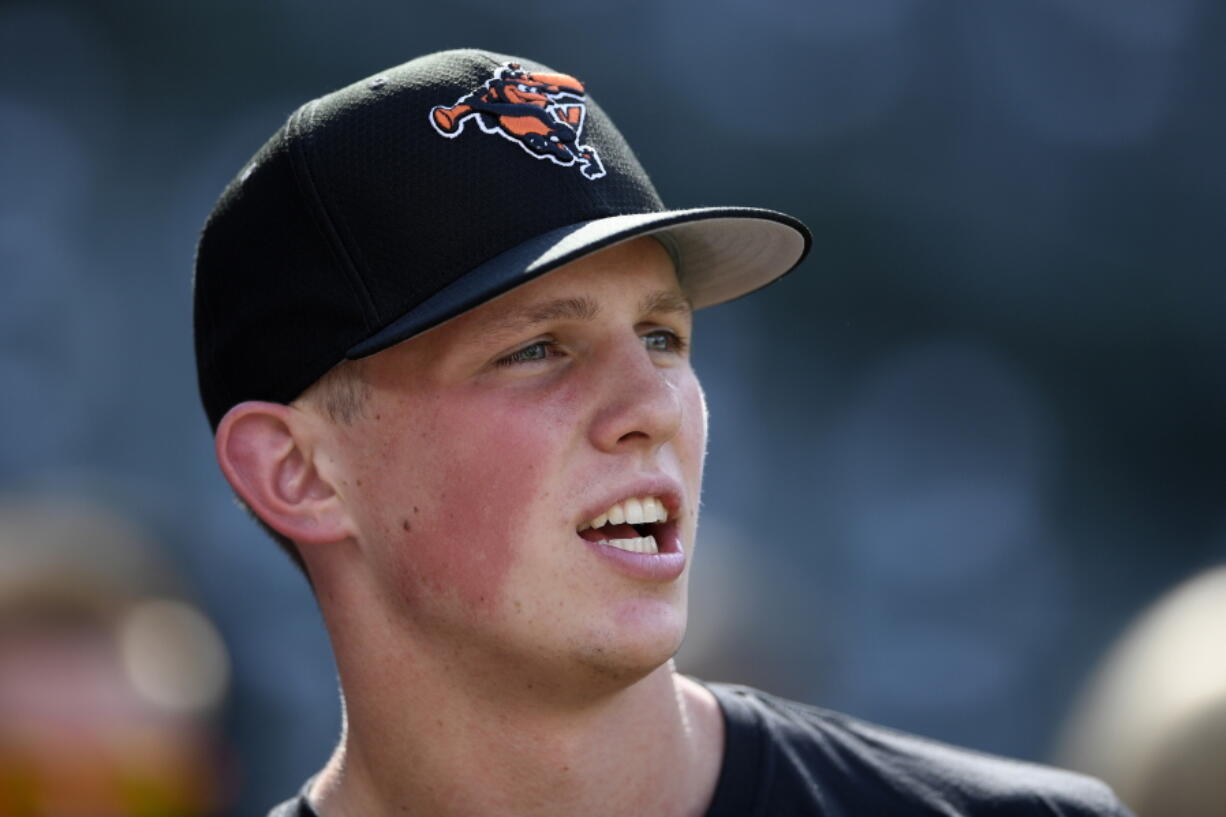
[215,401,354,545]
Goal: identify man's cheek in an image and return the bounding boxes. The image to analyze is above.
[400,423,553,612]
[681,377,709,476]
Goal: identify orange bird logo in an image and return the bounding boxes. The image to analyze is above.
[430,63,606,180]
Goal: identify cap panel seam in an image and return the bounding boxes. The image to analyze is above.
[286,100,380,330]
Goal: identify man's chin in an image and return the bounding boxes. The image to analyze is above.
[571,646,679,692]
[568,612,688,691]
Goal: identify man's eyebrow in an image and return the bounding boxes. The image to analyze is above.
[483,288,692,340]
[486,296,600,337]
[639,289,692,317]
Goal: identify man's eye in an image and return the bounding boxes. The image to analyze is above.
[642,330,687,354]
[497,341,552,366]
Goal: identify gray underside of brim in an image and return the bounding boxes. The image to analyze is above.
[346,206,809,359]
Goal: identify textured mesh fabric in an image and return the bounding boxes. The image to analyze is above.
[194,124,373,429]
[193,49,808,430]
[294,50,665,330]
[195,49,665,429]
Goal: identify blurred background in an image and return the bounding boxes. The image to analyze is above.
[1,1,1223,814]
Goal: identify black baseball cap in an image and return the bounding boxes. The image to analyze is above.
[194,49,811,430]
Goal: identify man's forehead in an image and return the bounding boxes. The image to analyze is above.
[441,237,687,332]
[360,237,690,373]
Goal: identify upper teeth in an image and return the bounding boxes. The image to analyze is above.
[578,496,668,531]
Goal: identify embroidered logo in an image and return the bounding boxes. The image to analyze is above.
[429,63,606,180]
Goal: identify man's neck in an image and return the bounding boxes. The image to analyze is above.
[309,662,724,817]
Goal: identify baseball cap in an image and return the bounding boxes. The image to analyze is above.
[194,49,811,430]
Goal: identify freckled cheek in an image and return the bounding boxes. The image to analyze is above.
[379,408,567,613]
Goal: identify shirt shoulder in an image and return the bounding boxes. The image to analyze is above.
[266,795,312,817]
[265,780,319,817]
[704,683,1134,817]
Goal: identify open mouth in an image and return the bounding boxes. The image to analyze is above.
[577,496,671,554]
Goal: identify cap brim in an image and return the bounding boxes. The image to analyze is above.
[346,206,811,359]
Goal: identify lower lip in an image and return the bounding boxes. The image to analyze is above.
[580,521,686,582]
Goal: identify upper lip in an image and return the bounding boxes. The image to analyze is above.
[577,477,684,530]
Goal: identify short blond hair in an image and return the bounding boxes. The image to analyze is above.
[299,358,372,425]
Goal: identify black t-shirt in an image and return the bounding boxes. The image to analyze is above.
[703,684,1131,816]
[268,683,1133,816]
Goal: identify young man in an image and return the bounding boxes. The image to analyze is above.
[195,50,1134,816]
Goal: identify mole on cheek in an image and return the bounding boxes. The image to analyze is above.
[401,518,411,532]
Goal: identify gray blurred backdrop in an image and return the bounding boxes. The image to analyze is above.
[2,1,1224,813]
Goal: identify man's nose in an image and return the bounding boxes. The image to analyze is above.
[587,337,684,455]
